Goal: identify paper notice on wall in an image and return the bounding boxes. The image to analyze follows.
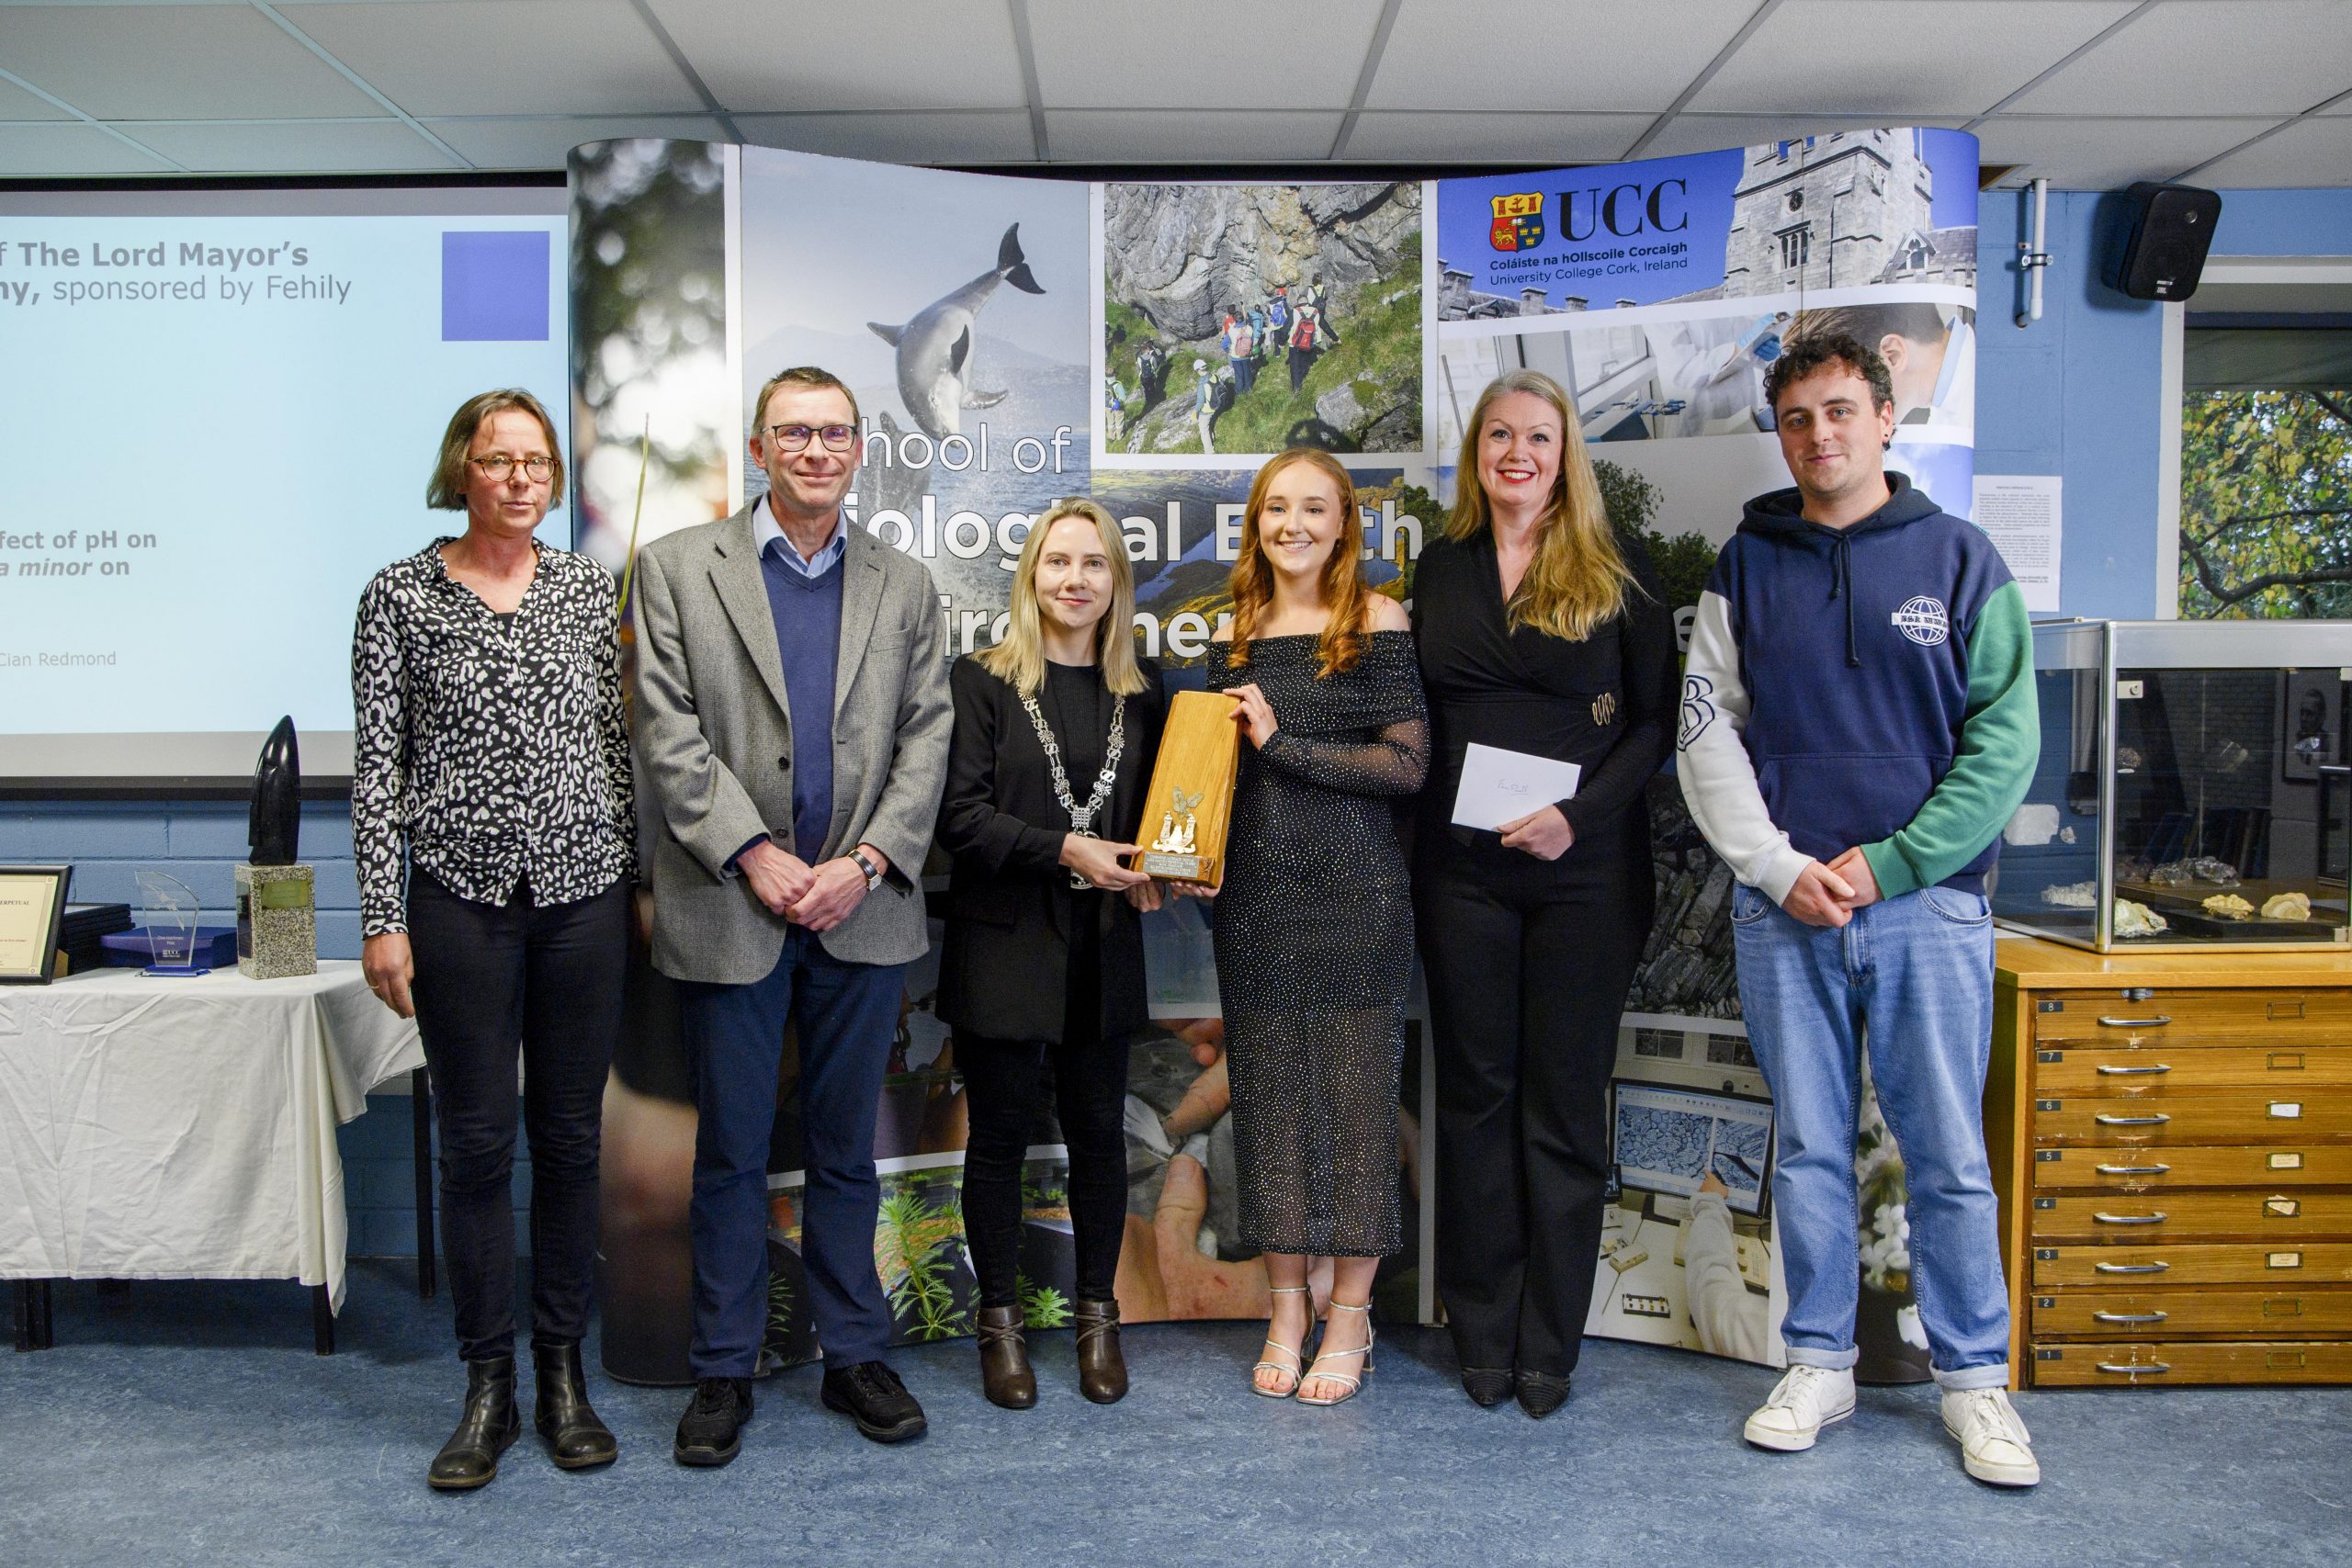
[1972,474,2063,613]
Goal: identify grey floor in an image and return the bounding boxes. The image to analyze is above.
[4,1264,2346,1568]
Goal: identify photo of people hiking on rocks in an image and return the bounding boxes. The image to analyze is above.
[1102,181,1425,459]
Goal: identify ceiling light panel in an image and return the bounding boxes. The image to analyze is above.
[1367,0,1758,114]
[1025,0,1385,111]
[642,0,1030,111]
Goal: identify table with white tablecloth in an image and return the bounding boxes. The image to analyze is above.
[1,960,424,1348]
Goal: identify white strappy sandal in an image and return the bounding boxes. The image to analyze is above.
[1295,1300,1374,1407]
[1252,1284,1311,1398]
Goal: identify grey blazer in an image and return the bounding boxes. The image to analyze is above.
[631,502,952,985]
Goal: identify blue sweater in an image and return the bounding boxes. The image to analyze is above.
[761,545,843,863]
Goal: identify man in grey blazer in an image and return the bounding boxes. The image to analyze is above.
[632,366,950,1462]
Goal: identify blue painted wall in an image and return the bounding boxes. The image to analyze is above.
[10,178,2352,1259]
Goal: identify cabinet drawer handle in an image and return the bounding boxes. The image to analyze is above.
[2093,1261,2170,1274]
[2097,1360,2171,1375]
[2095,1163,2172,1175]
[2092,1311,2168,1325]
[2094,1113,2172,1125]
[2093,1212,2167,1225]
[2096,1064,2172,1076]
[2097,1015,2171,1028]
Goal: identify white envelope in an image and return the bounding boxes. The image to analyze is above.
[1452,742,1581,831]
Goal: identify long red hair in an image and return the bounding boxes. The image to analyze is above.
[1226,447,1370,678]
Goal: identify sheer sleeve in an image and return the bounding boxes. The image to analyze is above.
[1256,714,1429,796]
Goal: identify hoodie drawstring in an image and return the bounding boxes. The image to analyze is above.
[1829,532,1858,667]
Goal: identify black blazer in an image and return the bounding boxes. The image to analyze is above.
[934,654,1166,1044]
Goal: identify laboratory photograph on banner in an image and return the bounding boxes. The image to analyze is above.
[1098,181,1431,464]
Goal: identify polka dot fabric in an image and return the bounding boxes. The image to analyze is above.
[1205,629,1429,1258]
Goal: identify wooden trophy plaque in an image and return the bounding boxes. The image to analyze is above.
[1132,688,1241,886]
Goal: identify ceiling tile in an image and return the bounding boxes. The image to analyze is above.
[0,5,382,119]
[1027,0,1385,110]
[645,0,1028,111]
[733,111,1038,165]
[1637,113,1969,161]
[132,118,458,173]
[1341,112,1652,164]
[1973,116,2282,190]
[0,122,175,175]
[1693,0,2138,117]
[1369,0,1756,113]
[1043,109,1344,163]
[0,77,74,123]
[277,0,705,117]
[2005,1,2352,117]
[2190,116,2352,186]
[429,115,728,170]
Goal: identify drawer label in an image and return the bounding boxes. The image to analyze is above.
[2268,1053,2306,1071]
[2035,1296,2056,1309]
[2268,1102,2303,1119]
[2037,1099,2062,1111]
[2034,1198,2055,1210]
[2038,1150,2064,1163]
[2267,999,2306,1021]
[2270,1152,2305,1170]
[2268,1251,2304,1269]
[2265,1197,2301,1218]
[2039,1050,2062,1063]
[2263,1298,2303,1317]
[2267,1350,2307,1370]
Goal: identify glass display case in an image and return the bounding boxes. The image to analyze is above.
[1992,619,2350,952]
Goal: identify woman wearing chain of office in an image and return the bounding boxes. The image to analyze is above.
[934,497,1166,1409]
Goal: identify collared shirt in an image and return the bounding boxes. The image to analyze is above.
[751,492,848,579]
[350,537,636,936]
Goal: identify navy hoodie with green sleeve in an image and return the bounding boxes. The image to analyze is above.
[1675,474,2038,905]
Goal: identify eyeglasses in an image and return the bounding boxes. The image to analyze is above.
[763,423,857,453]
[469,455,555,481]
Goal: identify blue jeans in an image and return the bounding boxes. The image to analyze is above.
[1730,881,2011,1392]
[678,930,905,1378]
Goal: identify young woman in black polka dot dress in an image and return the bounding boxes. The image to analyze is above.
[1203,447,1428,1407]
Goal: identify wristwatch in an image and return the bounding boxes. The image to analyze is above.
[849,848,885,891]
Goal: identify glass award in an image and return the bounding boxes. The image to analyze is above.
[136,870,208,976]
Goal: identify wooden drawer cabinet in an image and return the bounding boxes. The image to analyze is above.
[1991,941,2352,1388]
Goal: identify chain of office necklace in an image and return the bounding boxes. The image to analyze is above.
[1020,687,1125,889]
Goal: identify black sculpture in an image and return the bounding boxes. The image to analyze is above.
[249,716,301,865]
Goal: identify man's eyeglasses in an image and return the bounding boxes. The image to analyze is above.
[470,455,555,481]
[763,423,856,453]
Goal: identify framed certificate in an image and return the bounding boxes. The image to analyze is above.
[0,864,73,984]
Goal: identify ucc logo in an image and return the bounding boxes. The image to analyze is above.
[1489,192,1544,252]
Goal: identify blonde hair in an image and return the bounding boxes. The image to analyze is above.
[977,498,1148,698]
[1444,369,1634,641]
[1227,447,1371,678]
[426,389,565,511]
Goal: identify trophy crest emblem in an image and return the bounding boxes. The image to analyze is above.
[1152,786,1204,856]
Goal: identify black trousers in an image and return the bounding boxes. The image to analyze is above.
[1415,832,1653,1378]
[956,906,1131,1308]
[407,869,628,1363]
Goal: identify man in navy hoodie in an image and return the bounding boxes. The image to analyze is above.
[1677,333,2041,1486]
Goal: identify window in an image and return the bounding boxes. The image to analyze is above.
[1778,225,1811,272]
[2178,318,2352,618]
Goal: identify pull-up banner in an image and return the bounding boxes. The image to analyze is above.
[576,129,1978,1384]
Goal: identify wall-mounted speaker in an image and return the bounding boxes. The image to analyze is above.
[2109,182,2222,301]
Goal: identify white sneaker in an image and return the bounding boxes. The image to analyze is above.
[1743,1365,1856,1451]
[1941,1387,2041,1486]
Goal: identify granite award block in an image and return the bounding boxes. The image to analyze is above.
[1131,688,1241,886]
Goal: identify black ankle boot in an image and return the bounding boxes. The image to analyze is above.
[1073,1298,1128,1404]
[429,1356,521,1491]
[534,1341,617,1470]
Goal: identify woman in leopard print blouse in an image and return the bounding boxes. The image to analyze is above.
[351,388,633,1491]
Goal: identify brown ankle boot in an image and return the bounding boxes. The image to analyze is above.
[977,1305,1035,1409]
[1073,1298,1128,1404]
